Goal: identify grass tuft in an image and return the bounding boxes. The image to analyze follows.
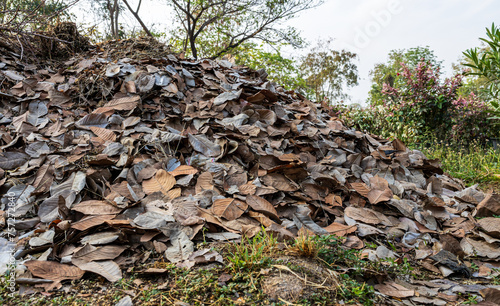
[226,230,278,273]
[286,229,319,258]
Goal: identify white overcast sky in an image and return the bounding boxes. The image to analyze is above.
[77,0,500,105]
[286,0,499,104]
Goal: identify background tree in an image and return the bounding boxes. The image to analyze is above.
[368,46,443,105]
[167,0,323,59]
[234,42,306,91]
[81,0,152,40]
[299,39,358,104]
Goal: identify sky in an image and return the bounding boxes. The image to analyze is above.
[284,0,499,105]
[76,0,500,105]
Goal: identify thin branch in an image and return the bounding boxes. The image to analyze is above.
[121,0,153,37]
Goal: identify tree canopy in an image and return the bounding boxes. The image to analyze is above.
[368,46,442,105]
[299,39,358,104]
[167,0,323,59]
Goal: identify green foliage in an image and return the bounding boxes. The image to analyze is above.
[234,43,307,91]
[417,142,500,187]
[299,39,358,103]
[227,230,277,272]
[453,55,491,101]
[368,46,443,105]
[464,23,500,123]
[167,0,323,59]
[341,104,434,144]
[314,235,375,305]
[343,58,498,145]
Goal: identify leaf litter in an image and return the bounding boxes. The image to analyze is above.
[0,37,499,304]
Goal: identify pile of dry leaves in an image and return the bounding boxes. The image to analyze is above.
[1,38,500,304]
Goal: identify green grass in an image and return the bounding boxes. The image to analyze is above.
[227,230,278,273]
[416,143,500,190]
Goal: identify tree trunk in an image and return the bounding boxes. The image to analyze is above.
[190,35,197,59]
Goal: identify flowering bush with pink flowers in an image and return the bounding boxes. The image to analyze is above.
[449,93,494,143]
[341,60,498,144]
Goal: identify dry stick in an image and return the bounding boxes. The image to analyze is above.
[0,26,73,44]
[16,34,23,61]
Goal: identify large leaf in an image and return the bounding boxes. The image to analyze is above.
[25,260,84,284]
[367,176,393,204]
[165,231,194,263]
[75,113,108,130]
[245,195,279,222]
[213,198,248,221]
[261,173,299,192]
[32,163,55,194]
[292,206,329,235]
[142,169,176,195]
[90,127,117,142]
[344,207,393,226]
[0,151,29,170]
[188,134,221,157]
[72,259,122,282]
[72,244,127,262]
[374,282,414,298]
[72,200,122,215]
[102,95,140,110]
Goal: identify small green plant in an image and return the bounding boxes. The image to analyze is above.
[286,230,319,258]
[337,274,375,306]
[462,294,479,304]
[491,268,500,285]
[227,230,277,272]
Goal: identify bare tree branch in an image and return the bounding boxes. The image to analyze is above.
[168,0,323,59]
[121,0,153,37]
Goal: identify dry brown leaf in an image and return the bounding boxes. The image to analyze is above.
[350,182,370,198]
[195,172,214,193]
[461,237,500,259]
[25,260,84,286]
[90,127,117,142]
[344,206,393,226]
[72,244,127,262]
[323,222,357,236]
[142,169,176,195]
[476,194,500,217]
[72,200,122,215]
[261,173,298,192]
[246,195,280,222]
[0,151,29,170]
[247,211,274,227]
[169,165,198,177]
[71,215,116,231]
[188,134,221,157]
[32,163,55,194]
[374,282,414,298]
[238,182,257,195]
[166,188,182,200]
[213,198,248,221]
[103,95,140,111]
[367,176,393,204]
[478,217,500,238]
[480,288,500,304]
[72,259,122,282]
